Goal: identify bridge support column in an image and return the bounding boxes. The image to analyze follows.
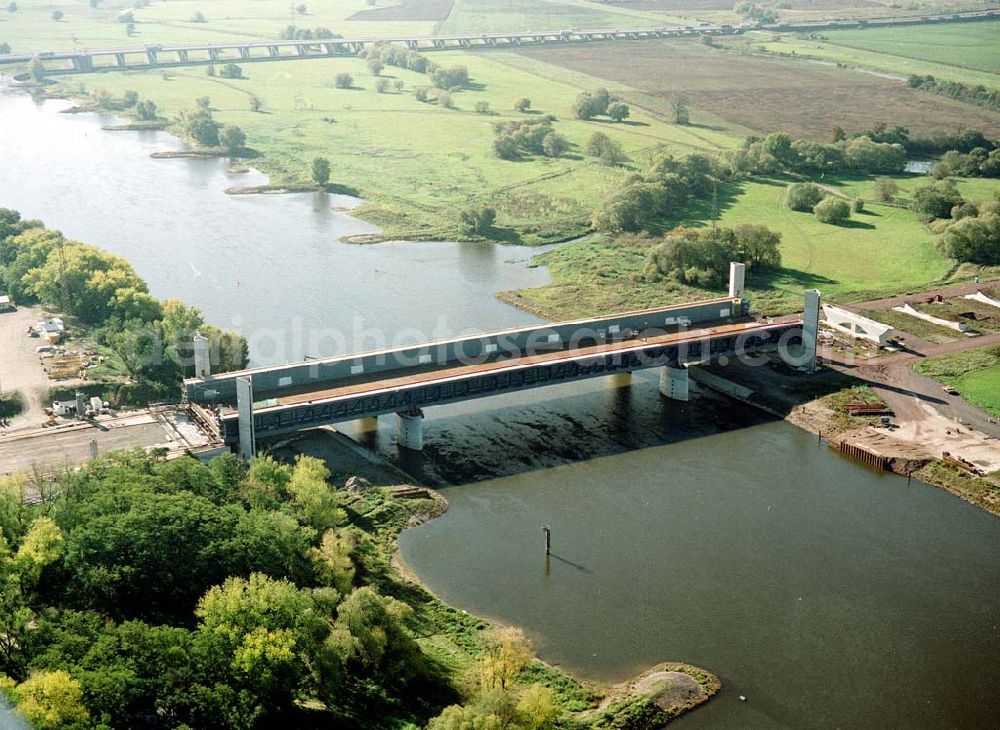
[728,261,745,299]
[396,409,424,451]
[659,365,689,401]
[801,289,821,372]
[236,377,256,461]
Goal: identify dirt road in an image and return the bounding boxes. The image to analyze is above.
[0,305,56,429]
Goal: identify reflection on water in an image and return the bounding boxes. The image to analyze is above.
[401,416,1000,729]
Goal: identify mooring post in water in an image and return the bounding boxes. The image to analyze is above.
[542,525,551,556]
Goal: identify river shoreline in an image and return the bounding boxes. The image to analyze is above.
[278,427,723,726]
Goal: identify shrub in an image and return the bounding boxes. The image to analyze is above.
[786,182,823,212]
[219,63,242,79]
[414,87,429,103]
[814,197,851,224]
[375,77,389,93]
[334,72,353,89]
[607,101,630,122]
[219,125,246,153]
[474,101,490,114]
[852,198,864,213]
[541,131,568,158]
[436,91,454,109]
[513,97,531,112]
[458,206,496,236]
[191,10,205,22]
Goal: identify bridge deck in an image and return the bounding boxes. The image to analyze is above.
[256,319,778,413]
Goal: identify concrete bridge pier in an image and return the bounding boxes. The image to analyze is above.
[193,333,211,379]
[396,409,424,450]
[728,261,745,299]
[801,288,820,372]
[659,365,689,401]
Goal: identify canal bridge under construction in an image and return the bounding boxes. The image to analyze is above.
[184,271,820,457]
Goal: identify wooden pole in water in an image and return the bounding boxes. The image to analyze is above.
[542,525,551,556]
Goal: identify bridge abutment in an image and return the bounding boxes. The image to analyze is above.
[396,409,424,450]
[659,365,689,401]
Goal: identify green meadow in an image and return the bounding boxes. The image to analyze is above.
[819,20,1000,75]
[75,49,731,242]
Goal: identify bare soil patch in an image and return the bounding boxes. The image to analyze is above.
[517,41,1000,139]
[348,0,455,22]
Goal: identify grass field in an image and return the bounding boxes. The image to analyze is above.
[819,19,1000,75]
[914,344,1000,416]
[753,25,1000,91]
[710,178,954,305]
[72,50,727,242]
[516,39,1000,139]
[504,168,999,319]
[0,0,440,50]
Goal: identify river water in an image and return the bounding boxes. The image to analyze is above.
[2,85,998,729]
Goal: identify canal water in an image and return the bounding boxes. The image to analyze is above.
[2,84,998,729]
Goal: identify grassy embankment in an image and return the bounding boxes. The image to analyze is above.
[914,344,1000,416]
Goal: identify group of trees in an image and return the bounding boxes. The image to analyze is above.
[911,179,967,223]
[933,198,1000,265]
[591,151,719,233]
[0,450,464,728]
[646,224,782,287]
[734,1,778,22]
[728,131,907,177]
[278,24,339,40]
[785,183,852,224]
[492,118,568,160]
[572,87,630,122]
[845,122,995,158]
[907,74,1000,113]
[180,106,246,153]
[87,88,156,122]
[362,43,470,92]
[932,147,1000,179]
[0,209,247,390]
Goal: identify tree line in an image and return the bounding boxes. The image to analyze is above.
[907,74,1000,114]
